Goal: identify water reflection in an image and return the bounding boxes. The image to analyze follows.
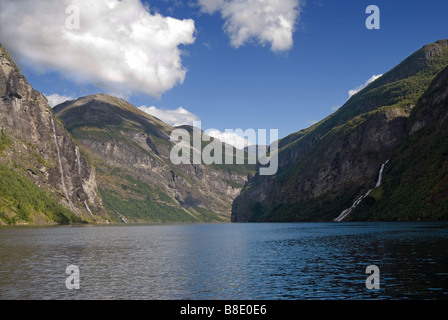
[0,222,447,300]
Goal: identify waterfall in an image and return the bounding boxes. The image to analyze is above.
[76,147,82,177]
[84,201,93,217]
[50,113,74,211]
[334,160,389,222]
[375,160,389,187]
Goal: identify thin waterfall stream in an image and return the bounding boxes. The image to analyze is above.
[84,201,93,217]
[334,160,389,222]
[76,147,82,177]
[50,112,74,211]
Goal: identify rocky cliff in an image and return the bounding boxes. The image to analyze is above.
[54,94,253,223]
[348,64,448,221]
[0,44,106,224]
[232,40,448,222]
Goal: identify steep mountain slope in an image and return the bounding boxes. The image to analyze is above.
[0,44,106,225]
[232,39,448,222]
[54,94,254,223]
[349,65,448,221]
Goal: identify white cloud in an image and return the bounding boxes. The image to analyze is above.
[198,0,223,13]
[197,0,302,52]
[45,93,75,108]
[205,129,251,149]
[349,74,383,98]
[139,105,200,127]
[139,104,251,148]
[0,0,196,98]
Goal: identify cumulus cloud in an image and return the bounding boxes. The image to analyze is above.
[349,74,383,98]
[139,105,200,127]
[45,93,75,108]
[0,0,196,98]
[197,0,301,52]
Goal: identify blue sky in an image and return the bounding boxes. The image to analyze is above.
[1,0,448,145]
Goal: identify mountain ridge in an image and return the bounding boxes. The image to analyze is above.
[2,39,448,225]
[0,44,253,225]
[232,39,448,222]
[54,93,254,223]
[348,64,448,221]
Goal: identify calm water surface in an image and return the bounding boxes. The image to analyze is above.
[0,222,447,300]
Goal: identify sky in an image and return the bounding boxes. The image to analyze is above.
[1,0,448,147]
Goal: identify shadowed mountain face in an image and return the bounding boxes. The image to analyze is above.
[2,39,447,225]
[54,94,254,223]
[232,40,448,222]
[0,44,107,225]
[348,65,448,221]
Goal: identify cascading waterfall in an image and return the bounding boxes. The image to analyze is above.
[84,201,93,217]
[50,113,74,211]
[375,160,389,187]
[334,160,389,222]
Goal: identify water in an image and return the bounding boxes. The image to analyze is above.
[0,222,447,300]
[375,160,389,188]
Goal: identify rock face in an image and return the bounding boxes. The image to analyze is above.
[232,40,448,222]
[0,43,252,225]
[0,44,106,224]
[349,65,448,221]
[54,94,253,222]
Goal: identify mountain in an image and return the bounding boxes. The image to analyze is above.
[232,40,448,222]
[0,42,254,225]
[244,145,268,155]
[348,64,448,221]
[0,44,107,225]
[3,38,447,225]
[54,94,254,223]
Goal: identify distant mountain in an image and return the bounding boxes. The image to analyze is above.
[244,145,268,155]
[0,44,106,225]
[3,38,447,225]
[0,43,254,225]
[232,40,448,222]
[54,94,254,223]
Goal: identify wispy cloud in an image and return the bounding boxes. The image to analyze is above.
[205,129,252,149]
[349,74,383,98]
[197,0,302,52]
[45,93,75,108]
[138,106,200,127]
[331,105,341,112]
[138,105,253,148]
[0,0,196,98]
